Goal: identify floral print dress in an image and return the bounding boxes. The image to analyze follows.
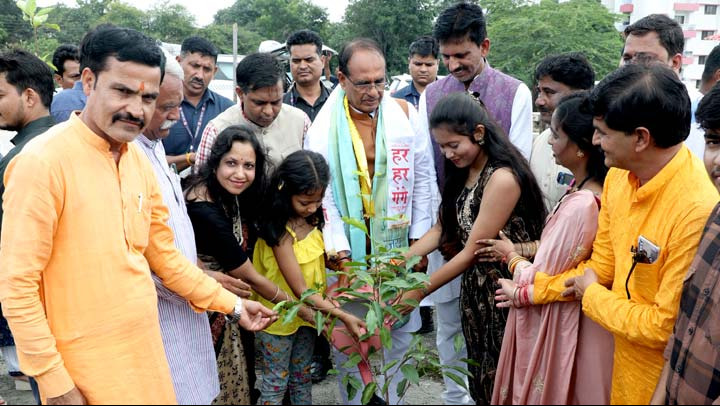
[456,162,535,405]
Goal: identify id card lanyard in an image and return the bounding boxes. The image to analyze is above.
[179,101,207,152]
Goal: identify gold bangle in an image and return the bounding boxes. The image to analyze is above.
[186,152,192,165]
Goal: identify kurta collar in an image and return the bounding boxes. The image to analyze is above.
[629,145,691,202]
[12,115,55,146]
[69,112,129,155]
[136,133,159,149]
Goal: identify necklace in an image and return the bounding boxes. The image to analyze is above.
[568,175,593,194]
[232,195,244,246]
[548,175,594,223]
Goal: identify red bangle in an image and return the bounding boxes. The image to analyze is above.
[522,286,530,306]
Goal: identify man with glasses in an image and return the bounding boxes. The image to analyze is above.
[305,38,435,405]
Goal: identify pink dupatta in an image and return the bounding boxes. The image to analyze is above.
[491,190,614,405]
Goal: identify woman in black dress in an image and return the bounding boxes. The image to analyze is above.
[399,93,547,404]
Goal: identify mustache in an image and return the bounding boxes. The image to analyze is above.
[538,106,552,114]
[190,77,204,86]
[160,119,177,130]
[112,113,145,128]
[451,66,465,74]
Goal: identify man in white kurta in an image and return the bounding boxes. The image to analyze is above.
[305,39,435,405]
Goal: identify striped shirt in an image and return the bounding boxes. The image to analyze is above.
[135,135,219,404]
[664,202,720,404]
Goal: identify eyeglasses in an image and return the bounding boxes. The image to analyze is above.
[347,77,386,93]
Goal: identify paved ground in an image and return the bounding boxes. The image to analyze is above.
[0,327,444,405]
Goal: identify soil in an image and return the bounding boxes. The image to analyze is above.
[0,331,443,405]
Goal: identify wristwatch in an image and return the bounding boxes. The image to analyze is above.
[228,297,243,322]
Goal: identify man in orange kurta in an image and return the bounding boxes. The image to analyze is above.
[0,25,275,405]
[530,64,719,404]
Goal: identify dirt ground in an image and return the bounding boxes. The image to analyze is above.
[0,327,444,405]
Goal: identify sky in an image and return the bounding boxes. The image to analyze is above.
[36,0,350,26]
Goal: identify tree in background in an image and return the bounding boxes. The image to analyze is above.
[148,1,196,43]
[0,0,625,88]
[333,0,437,76]
[213,0,329,50]
[484,0,623,87]
[0,0,33,44]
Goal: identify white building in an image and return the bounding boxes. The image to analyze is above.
[606,0,720,88]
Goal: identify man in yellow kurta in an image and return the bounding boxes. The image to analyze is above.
[528,64,719,404]
[0,25,275,405]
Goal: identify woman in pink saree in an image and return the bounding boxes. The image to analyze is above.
[478,93,614,405]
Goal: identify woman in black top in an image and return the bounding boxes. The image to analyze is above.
[184,125,312,405]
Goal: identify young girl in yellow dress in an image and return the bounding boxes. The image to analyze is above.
[254,150,366,405]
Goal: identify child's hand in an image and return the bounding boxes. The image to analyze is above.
[339,313,367,339]
[298,306,316,324]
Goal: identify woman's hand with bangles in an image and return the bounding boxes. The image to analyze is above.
[475,231,515,263]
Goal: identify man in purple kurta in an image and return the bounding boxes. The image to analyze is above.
[415,3,533,405]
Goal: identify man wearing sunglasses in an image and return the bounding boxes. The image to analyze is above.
[305,38,435,405]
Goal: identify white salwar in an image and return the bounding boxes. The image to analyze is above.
[305,88,436,405]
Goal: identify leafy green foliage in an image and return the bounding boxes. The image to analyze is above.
[485,0,624,87]
[272,216,469,404]
[332,0,438,76]
[213,0,329,44]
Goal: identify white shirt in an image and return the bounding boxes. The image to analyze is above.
[687,86,706,159]
[530,128,571,212]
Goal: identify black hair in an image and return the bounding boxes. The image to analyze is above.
[286,30,323,56]
[0,49,55,109]
[184,125,269,226]
[433,2,486,46]
[624,14,684,58]
[696,82,720,131]
[409,36,439,59]
[52,44,79,76]
[338,38,385,77]
[702,45,720,84]
[80,24,165,83]
[587,63,690,148]
[534,52,595,90]
[430,92,546,259]
[180,36,219,63]
[259,150,329,247]
[553,92,608,184]
[235,52,285,93]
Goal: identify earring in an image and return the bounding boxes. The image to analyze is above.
[576,151,585,158]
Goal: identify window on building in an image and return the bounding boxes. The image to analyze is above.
[706,5,718,15]
[702,30,716,40]
[675,15,686,25]
[700,55,708,64]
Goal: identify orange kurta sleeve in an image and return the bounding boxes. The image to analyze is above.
[0,150,74,399]
[533,172,616,304]
[581,207,711,350]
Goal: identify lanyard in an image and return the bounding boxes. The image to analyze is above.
[179,101,207,152]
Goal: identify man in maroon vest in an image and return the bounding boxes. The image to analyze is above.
[415,3,533,404]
